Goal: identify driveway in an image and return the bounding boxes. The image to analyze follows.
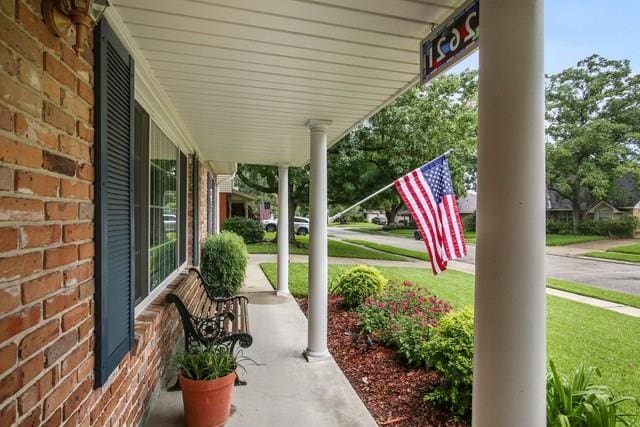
[329,227,640,296]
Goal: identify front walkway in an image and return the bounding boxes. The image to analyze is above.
[145,263,376,426]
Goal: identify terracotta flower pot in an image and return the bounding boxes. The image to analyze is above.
[179,372,236,427]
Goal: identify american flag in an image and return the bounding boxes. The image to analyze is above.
[394,155,466,274]
[259,201,271,220]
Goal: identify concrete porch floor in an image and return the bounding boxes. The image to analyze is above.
[144,263,376,426]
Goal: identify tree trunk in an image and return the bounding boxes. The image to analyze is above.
[288,199,297,244]
[572,206,581,234]
[385,202,404,226]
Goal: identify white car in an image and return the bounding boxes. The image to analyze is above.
[262,216,309,236]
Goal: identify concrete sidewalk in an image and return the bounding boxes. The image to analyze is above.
[546,238,638,256]
[144,262,376,427]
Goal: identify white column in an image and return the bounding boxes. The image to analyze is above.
[213,176,220,234]
[276,163,290,295]
[304,119,332,362]
[474,0,545,426]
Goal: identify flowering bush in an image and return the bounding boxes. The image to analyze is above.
[357,281,451,366]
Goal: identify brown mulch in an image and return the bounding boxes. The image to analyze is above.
[297,296,467,427]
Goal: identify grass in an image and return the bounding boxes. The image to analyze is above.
[246,233,405,261]
[545,234,606,246]
[583,251,640,263]
[330,222,382,230]
[343,238,429,261]
[260,262,640,411]
[607,243,640,255]
[546,278,640,309]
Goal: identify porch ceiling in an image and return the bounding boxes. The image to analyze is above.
[111,0,463,166]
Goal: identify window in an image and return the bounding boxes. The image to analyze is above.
[133,106,187,304]
[596,207,613,222]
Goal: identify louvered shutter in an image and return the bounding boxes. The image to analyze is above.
[94,19,135,386]
[192,154,200,266]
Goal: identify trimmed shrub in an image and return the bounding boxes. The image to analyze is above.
[222,217,264,243]
[201,232,248,296]
[330,265,387,309]
[546,219,572,235]
[578,216,639,237]
[382,223,414,231]
[423,308,474,420]
[462,213,476,232]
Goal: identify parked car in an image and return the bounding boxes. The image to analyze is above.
[413,230,421,240]
[371,216,387,225]
[262,216,310,236]
[164,213,176,232]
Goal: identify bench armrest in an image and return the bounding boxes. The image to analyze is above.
[189,267,248,303]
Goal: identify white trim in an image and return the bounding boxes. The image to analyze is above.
[103,9,200,159]
[587,200,621,214]
[135,262,187,318]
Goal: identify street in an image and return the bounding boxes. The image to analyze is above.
[329,227,640,296]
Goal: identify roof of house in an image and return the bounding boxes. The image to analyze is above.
[547,176,640,211]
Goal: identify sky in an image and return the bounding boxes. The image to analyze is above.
[447,0,640,76]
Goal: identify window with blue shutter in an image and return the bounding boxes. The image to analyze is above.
[94,19,135,387]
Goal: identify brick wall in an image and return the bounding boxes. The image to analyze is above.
[0,2,195,425]
[187,156,211,265]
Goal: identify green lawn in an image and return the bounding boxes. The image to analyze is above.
[583,251,640,263]
[547,278,640,309]
[330,221,382,230]
[261,262,640,410]
[545,234,606,246]
[246,234,405,261]
[607,243,640,255]
[343,238,429,261]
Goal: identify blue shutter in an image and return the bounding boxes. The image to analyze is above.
[94,19,135,386]
[192,155,200,266]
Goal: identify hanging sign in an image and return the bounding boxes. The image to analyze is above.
[420,0,479,85]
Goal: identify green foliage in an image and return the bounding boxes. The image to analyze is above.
[382,223,414,231]
[201,232,248,297]
[423,308,474,420]
[546,220,572,235]
[222,217,265,243]
[577,217,639,237]
[330,265,388,309]
[463,213,476,232]
[357,281,451,367]
[175,345,236,381]
[546,360,640,427]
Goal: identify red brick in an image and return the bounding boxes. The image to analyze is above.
[62,92,90,122]
[0,251,42,281]
[0,166,12,191]
[17,1,61,52]
[43,151,76,176]
[19,350,44,386]
[44,330,77,367]
[22,271,63,304]
[42,408,62,427]
[78,279,94,301]
[0,73,41,116]
[61,302,89,332]
[59,134,90,161]
[77,163,94,181]
[60,340,87,377]
[43,101,75,134]
[20,319,59,358]
[45,201,78,220]
[0,135,43,168]
[63,377,91,420]
[44,288,78,318]
[0,343,17,375]
[60,179,89,200]
[63,262,93,287]
[0,304,40,341]
[0,367,22,402]
[0,13,42,66]
[0,227,17,251]
[77,122,93,143]
[77,317,93,340]
[0,401,16,426]
[63,223,92,243]
[44,245,77,269]
[75,351,93,380]
[19,225,62,249]
[44,53,76,90]
[77,79,94,105]
[17,57,42,91]
[41,73,60,104]
[0,285,20,314]
[78,202,93,220]
[14,113,58,150]
[0,104,13,131]
[15,171,59,197]
[0,42,17,76]
[18,405,42,427]
[18,367,54,417]
[78,242,94,260]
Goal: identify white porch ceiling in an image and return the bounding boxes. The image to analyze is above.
[111,0,464,166]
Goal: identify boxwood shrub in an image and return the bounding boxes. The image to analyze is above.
[200,231,248,297]
[222,217,265,243]
[330,265,387,309]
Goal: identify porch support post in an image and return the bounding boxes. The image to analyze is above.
[276,163,290,295]
[213,176,220,234]
[474,0,546,425]
[304,119,332,362]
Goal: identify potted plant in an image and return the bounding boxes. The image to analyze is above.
[175,345,240,427]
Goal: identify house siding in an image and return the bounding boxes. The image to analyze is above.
[0,3,208,425]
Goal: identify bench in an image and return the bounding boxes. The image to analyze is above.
[166,268,252,352]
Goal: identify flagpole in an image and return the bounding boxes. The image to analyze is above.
[329,149,453,222]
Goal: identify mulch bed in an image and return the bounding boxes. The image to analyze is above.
[297,296,467,427]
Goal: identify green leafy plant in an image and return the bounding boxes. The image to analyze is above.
[330,265,388,309]
[463,213,476,232]
[175,345,237,381]
[577,217,639,238]
[201,232,248,296]
[222,217,265,243]
[546,360,640,427]
[423,308,474,420]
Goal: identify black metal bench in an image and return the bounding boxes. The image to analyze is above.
[166,268,252,352]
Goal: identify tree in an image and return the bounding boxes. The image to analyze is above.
[546,55,640,232]
[328,70,479,224]
[236,164,309,243]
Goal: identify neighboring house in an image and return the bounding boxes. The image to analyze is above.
[379,191,476,225]
[547,177,640,223]
[212,174,256,228]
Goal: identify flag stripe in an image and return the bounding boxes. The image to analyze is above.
[410,170,448,266]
